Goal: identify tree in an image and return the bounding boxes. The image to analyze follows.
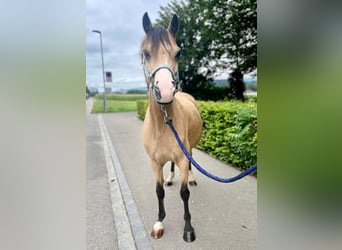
[157,0,257,101]
[228,71,245,101]
[202,0,257,74]
[226,0,256,101]
[157,0,215,98]
[201,0,257,101]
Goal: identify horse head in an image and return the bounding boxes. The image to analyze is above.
[141,12,180,104]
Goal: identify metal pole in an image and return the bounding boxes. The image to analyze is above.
[93,30,107,112]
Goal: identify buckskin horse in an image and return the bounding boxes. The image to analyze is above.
[140,12,202,242]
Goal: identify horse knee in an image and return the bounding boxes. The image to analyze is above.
[180,185,192,223]
[180,185,190,201]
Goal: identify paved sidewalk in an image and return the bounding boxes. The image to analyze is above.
[100,111,257,250]
[86,98,118,249]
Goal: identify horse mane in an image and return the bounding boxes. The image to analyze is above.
[141,25,172,55]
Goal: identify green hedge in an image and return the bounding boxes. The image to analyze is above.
[136,100,257,170]
[136,100,148,120]
[197,101,257,170]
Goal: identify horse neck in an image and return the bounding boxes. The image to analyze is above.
[147,90,172,131]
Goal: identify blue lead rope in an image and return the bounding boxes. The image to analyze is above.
[165,118,257,183]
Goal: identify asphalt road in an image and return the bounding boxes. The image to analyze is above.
[86,98,257,250]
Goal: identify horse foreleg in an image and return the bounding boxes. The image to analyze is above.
[179,159,196,242]
[164,161,175,186]
[151,161,166,239]
[151,182,165,239]
[180,182,195,242]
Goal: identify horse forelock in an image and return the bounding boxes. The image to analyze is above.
[141,25,172,56]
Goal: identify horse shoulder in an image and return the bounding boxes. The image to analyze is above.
[173,93,203,147]
[175,92,196,105]
[174,92,201,123]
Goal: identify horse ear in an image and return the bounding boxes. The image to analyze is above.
[143,12,152,34]
[168,14,178,37]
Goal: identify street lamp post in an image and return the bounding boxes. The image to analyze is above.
[92,30,107,112]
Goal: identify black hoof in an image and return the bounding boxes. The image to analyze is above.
[189,180,197,186]
[164,181,172,186]
[183,229,196,242]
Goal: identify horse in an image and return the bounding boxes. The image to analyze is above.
[140,12,203,242]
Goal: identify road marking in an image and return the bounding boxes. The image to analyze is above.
[98,114,152,250]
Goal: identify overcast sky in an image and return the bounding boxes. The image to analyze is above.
[86,0,172,91]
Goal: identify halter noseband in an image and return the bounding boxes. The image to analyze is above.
[142,58,179,90]
[142,57,181,103]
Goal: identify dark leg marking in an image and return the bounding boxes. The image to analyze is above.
[180,183,196,242]
[156,182,165,222]
[151,182,166,239]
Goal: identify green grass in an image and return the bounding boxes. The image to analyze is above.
[91,94,147,113]
[94,94,147,101]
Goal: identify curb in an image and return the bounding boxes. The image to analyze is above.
[98,114,152,250]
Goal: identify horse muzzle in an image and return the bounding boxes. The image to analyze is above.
[152,68,176,104]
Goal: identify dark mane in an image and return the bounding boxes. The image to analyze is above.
[142,25,171,55]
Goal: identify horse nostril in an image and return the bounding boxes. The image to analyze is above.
[155,81,159,86]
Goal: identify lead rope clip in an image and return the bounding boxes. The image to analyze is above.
[161,105,171,122]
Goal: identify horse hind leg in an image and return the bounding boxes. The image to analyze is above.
[188,163,197,186]
[188,149,197,186]
[165,161,197,186]
[164,161,175,186]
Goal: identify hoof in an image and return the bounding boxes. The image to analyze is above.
[183,229,196,242]
[189,180,197,186]
[164,181,172,186]
[151,228,164,239]
[151,222,164,239]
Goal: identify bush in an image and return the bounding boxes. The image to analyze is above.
[136,100,148,120]
[197,101,257,170]
[136,99,257,171]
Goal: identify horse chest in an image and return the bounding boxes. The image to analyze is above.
[143,125,184,163]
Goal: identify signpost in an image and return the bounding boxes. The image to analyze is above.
[92,30,107,112]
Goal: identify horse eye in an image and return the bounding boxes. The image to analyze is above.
[175,50,181,61]
[143,50,151,61]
